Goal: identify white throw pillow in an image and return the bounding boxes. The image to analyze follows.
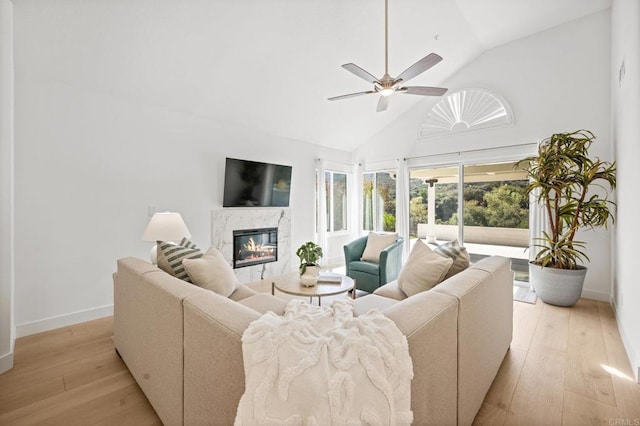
[398,239,453,297]
[183,247,240,297]
[360,232,399,263]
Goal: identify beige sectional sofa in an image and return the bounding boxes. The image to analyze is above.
[113,255,513,425]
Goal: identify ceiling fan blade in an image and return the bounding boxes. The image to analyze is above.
[328,91,376,101]
[394,53,443,86]
[376,96,390,112]
[399,86,448,96]
[342,63,380,84]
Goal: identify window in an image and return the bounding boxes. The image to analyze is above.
[325,171,348,232]
[363,171,397,232]
[418,88,514,139]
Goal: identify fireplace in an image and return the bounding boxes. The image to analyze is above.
[232,227,278,269]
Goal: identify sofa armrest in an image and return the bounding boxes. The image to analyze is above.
[113,257,206,426]
[433,256,513,426]
[183,291,262,426]
[382,291,458,425]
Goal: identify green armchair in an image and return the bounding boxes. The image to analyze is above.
[343,235,404,293]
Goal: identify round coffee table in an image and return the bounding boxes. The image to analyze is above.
[270,272,355,306]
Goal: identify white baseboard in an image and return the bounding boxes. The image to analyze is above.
[0,351,13,374]
[16,304,113,338]
[610,296,640,384]
[581,289,610,302]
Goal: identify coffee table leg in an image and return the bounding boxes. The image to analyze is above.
[351,280,356,299]
[272,282,275,296]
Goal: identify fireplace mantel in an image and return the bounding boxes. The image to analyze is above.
[211,208,291,282]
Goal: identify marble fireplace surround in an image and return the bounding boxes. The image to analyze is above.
[211,208,292,283]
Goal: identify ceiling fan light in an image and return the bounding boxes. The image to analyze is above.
[380,88,394,97]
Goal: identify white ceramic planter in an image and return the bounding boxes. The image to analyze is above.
[300,265,320,287]
[529,262,587,307]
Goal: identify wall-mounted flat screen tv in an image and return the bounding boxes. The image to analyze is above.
[223,158,292,207]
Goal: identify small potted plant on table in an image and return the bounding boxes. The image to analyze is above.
[296,241,323,287]
[517,130,616,306]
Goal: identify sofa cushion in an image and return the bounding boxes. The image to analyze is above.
[348,260,380,275]
[157,241,203,282]
[229,285,258,302]
[373,280,408,301]
[361,232,398,263]
[352,294,399,316]
[434,240,470,279]
[398,240,453,297]
[183,247,240,297]
[237,293,288,315]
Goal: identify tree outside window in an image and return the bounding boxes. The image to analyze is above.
[325,171,348,232]
[363,171,396,232]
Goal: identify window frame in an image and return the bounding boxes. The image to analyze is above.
[324,170,349,234]
[362,170,398,233]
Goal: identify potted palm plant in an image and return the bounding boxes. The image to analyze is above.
[516,130,616,306]
[296,242,323,286]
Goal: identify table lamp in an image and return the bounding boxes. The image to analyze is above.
[141,211,192,264]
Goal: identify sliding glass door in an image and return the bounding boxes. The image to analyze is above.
[409,160,529,283]
[461,162,529,282]
[409,165,458,242]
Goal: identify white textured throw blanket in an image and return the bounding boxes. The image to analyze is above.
[235,299,413,425]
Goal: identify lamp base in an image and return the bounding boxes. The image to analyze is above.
[150,244,158,265]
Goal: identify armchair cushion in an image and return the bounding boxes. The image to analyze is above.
[361,232,399,263]
[348,260,380,275]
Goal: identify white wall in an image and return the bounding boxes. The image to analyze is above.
[355,11,612,162]
[611,0,640,382]
[355,10,613,301]
[0,0,15,374]
[12,70,349,335]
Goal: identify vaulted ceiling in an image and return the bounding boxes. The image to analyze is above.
[14,0,611,151]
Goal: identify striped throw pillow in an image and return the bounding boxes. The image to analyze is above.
[434,240,470,279]
[157,241,203,282]
[179,237,199,250]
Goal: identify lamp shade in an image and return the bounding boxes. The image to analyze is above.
[141,212,191,242]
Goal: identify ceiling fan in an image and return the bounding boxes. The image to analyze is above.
[328,0,448,112]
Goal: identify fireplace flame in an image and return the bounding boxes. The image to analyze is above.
[244,237,259,252]
[233,228,278,268]
[240,237,274,260]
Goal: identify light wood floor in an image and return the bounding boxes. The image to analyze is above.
[0,298,639,425]
[475,298,640,425]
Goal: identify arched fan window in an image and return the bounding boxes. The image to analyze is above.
[418,88,513,139]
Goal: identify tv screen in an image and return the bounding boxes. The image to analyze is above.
[223,158,292,207]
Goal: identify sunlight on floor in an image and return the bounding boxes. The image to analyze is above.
[601,364,634,382]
